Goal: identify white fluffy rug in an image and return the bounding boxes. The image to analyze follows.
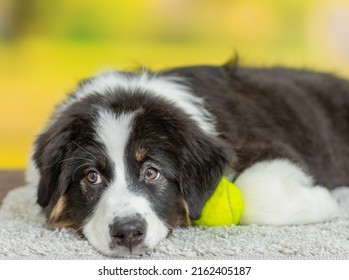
[1,185,349,259]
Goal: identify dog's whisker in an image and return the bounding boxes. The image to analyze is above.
[161,220,174,231]
[40,157,95,171]
[72,163,93,182]
[73,226,85,235]
[58,157,95,166]
[72,140,99,161]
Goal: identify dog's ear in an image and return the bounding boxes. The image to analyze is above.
[180,130,234,220]
[33,124,70,209]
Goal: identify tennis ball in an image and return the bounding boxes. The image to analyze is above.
[194,177,244,226]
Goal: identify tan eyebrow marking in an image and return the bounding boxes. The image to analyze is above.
[135,147,148,162]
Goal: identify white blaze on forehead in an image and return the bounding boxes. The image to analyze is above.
[96,110,133,171]
[83,110,169,256]
[56,71,217,136]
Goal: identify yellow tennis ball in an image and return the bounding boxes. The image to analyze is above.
[194,177,244,226]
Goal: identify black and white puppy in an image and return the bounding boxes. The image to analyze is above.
[28,63,347,257]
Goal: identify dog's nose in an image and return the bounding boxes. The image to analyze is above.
[109,218,146,251]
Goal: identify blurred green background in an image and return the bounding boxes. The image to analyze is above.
[1,0,349,169]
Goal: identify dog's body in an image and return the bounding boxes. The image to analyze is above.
[29,64,348,256]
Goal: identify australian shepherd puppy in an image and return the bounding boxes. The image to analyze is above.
[28,63,348,256]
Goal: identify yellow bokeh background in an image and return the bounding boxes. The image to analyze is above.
[1,0,349,169]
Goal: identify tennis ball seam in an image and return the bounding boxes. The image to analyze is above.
[224,183,232,224]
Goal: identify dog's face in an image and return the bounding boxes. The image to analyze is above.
[32,72,231,256]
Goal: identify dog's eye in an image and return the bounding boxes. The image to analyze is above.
[86,171,102,184]
[144,168,160,181]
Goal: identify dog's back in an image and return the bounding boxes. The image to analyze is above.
[167,65,349,188]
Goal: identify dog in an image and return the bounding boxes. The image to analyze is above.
[27,62,348,257]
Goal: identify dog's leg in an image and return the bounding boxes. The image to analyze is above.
[234,159,340,225]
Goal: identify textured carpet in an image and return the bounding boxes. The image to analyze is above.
[1,185,349,259]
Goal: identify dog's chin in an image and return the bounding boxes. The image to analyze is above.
[89,238,153,257]
[108,244,150,258]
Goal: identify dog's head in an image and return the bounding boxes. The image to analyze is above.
[32,71,232,256]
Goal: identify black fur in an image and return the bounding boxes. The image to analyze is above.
[166,65,349,187]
